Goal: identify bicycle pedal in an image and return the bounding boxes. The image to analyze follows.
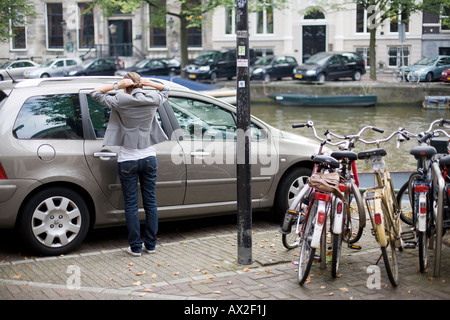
[401,230,415,241]
[404,242,416,249]
[348,244,362,250]
[313,255,321,262]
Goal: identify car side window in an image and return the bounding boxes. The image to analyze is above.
[169,97,237,140]
[86,94,164,139]
[13,94,83,139]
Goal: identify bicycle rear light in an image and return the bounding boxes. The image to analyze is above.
[317,211,326,224]
[313,192,330,202]
[0,162,7,180]
[374,212,382,225]
[414,185,429,193]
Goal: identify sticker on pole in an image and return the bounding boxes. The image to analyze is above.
[237,59,248,67]
[238,81,246,88]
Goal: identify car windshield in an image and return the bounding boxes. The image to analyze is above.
[412,57,438,66]
[79,60,94,67]
[1,62,12,68]
[134,60,150,68]
[254,56,274,66]
[304,53,331,66]
[41,60,56,67]
[194,52,218,64]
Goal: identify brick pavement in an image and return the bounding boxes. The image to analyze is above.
[1,226,449,302]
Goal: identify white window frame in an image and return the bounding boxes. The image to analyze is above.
[9,16,27,51]
[256,0,273,35]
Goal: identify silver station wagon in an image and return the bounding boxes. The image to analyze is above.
[0,77,319,255]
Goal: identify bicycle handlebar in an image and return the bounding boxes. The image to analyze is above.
[291,121,347,147]
[355,128,410,146]
[404,118,450,144]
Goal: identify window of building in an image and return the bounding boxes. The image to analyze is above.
[441,4,450,31]
[256,0,274,34]
[355,47,370,67]
[11,25,26,50]
[356,3,368,33]
[78,3,95,49]
[388,46,410,67]
[149,3,167,48]
[46,3,64,49]
[390,8,410,33]
[225,7,236,34]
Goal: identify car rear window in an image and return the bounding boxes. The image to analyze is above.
[13,94,83,139]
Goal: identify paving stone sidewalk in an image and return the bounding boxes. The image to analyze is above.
[1,227,449,302]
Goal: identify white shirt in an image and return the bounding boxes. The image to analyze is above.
[117,145,156,162]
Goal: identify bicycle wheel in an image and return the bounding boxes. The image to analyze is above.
[282,214,301,249]
[418,230,429,272]
[331,232,343,278]
[392,70,403,82]
[381,202,399,287]
[297,201,317,285]
[346,181,365,243]
[397,173,421,225]
[407,72,420,83]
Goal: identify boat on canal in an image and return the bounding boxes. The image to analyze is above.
[423,96,450,109]
[267,93,377,107]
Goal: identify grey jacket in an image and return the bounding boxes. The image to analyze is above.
[90,87,170,149]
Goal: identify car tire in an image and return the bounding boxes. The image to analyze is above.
[18,187,90,256]
[274,167,312,219]
[425,72,433,82]
[210,72,217,84]
[317,73,326,83]
[0,74,3,81]
[352,70,362,81]
[40,73,50,78]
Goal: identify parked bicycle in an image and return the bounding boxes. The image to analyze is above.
[392,66,420,83]
[279,121,359,284]
[396,118,450,272]
[357,128,409,287]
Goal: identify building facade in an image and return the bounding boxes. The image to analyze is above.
[1,0,449,70]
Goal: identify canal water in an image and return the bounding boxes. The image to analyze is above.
[251,102,450,172]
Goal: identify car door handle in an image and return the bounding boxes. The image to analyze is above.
[190,151,210,157]
[94,152,117,160]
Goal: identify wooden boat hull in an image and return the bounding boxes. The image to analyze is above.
[267,93,377,107]
[423,96,450,109]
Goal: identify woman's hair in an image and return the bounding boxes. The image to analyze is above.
[123,72,142,90]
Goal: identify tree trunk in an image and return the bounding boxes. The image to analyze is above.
[369,27,377,81]
[179,15,189,78]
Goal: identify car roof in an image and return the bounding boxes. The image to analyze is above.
[11,76,188,90]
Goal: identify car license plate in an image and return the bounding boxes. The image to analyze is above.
[295,74,302,79]
[188,74,196,79]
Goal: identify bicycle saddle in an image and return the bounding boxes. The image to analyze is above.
[357,148,387,160]
[331,151,358,161]
[312,155,340,168]
[439,154,450,167]
[410,145,437,159]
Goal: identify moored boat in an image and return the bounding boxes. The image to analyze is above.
[267,93,377,107]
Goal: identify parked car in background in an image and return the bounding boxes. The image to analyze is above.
[186,49,236,83]
[0,76,320,256]
[0,60,40,81]
[24,58,81,79]
[115,58,181,77]
[250,55,298,82]
[293,51,366,83]
[441,68,450,82]
[406,55,450,82]
[65,58,119,76]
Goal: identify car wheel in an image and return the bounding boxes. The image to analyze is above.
[425,72,433,82]
[352,70,362,81]
[210,72,217,84]
[317,73,326,83]
[40,73,50,78]
[264,74,271,82]
[0,74,3,81]
[274,167,312,218]
[18,187,90,255]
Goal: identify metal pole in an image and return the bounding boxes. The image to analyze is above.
[236,0,252,265]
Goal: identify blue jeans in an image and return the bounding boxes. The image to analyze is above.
[118,156,158,253]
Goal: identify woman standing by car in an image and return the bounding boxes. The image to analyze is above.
[91,72,170,256]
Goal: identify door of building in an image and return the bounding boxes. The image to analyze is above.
[108,20,133,57]
[302,25,326,62]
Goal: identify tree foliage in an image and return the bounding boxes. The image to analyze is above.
[0,0,36,42]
